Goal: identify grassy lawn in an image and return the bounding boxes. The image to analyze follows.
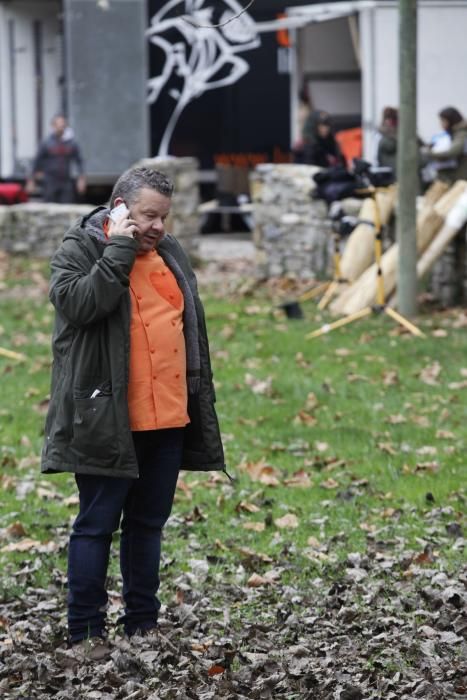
[0,256,465,697]
[1,260,465,584]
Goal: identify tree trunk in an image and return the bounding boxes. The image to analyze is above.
[396,0,418,317]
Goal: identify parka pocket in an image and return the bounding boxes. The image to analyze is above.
[71,391,118,461]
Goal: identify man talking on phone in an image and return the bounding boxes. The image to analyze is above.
[41,167,224,660]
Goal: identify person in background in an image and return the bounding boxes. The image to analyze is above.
[426,107,467,184]
[421,126,455,185]
[27,114,86,203]
[377,107,398,174]
[292,87,311,163]
[302,110,345,168]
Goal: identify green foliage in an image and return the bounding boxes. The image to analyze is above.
[0,263,465,595]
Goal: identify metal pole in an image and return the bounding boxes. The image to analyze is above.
[396,0,418,317]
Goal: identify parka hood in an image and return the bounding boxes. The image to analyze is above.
[63,206,109,245]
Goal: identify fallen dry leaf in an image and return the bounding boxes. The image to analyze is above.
[242,522,265,532]
[382,369,399,385]
[274,513,299,529]
[304,549,330,562]
[240,459,281,487]
[63,495,79,507]
[381,507,399,519]
[419,361,442,386]
[416,446,437,456]
[321,478,339,490]
[0,475,15,491]
[220,324,235,340]
[244,305,264,316]
[447,380,467,390]
[413,545,436,565]
[244,373,273,397]
[295,352,311,369]
[207,664,226,677]
[237,416,264,427]
[293,410,317,427]
[347,373,368,383]
[4,522,27,539]
[36,486,61,500]
[236,546,273,563]
[235,501,260,514]
[283,469,311,488]
[304,392,319,411]
[314,441,329,452]
[247,573,274,588]
[387,414,407,424]
[0,538,42,553]
[411,415,431,428]
[415,461,440,473]
[176,478,193,500]
[377,442,398,456]
[436,429,455,439]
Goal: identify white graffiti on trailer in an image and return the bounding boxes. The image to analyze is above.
[146,0,260,156]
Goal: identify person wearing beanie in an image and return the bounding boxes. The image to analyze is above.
[302,110,346,168]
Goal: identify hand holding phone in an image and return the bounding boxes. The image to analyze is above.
[109,202,129,222]
[107,202,139,239]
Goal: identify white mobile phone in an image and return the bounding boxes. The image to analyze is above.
[109,202,129,222]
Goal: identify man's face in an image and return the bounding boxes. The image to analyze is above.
[53,117,67,137]
[317,123,331,139]
[128,187,172,254]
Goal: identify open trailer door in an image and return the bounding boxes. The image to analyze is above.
[0,0,62,178]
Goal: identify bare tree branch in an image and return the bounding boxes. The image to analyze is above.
[182,0,256,29]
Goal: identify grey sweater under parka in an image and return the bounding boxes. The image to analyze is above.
[41,207,225,479]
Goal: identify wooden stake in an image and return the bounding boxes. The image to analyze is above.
[339,186,396,283]
[330,182,451,316]
[0,347,27,362]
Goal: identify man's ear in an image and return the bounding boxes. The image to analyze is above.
[113,196,124,207]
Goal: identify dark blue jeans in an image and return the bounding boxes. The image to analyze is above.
[43,178,76,203]
[67,429,183,642]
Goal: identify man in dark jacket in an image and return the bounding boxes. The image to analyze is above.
[302,110,345,168]
[377,107,398,174]
[42,166,224,659]
[27,114,86,203]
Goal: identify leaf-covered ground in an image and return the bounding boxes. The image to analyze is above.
[0,253,466,699]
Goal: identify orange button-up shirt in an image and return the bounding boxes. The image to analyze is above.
[127,250,190,431]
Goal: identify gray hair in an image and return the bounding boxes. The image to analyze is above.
[110,167,174,207]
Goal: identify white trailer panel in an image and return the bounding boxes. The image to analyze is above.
[289,0,467,160]
[360,0,467,158]
[0,0,62,177]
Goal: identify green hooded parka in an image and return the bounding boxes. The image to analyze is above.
[41,207,225,479]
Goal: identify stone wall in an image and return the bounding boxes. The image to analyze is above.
[0,203,91,258]
[250,164,466,307]
[0,157,200,259]
[250,164,333,279]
